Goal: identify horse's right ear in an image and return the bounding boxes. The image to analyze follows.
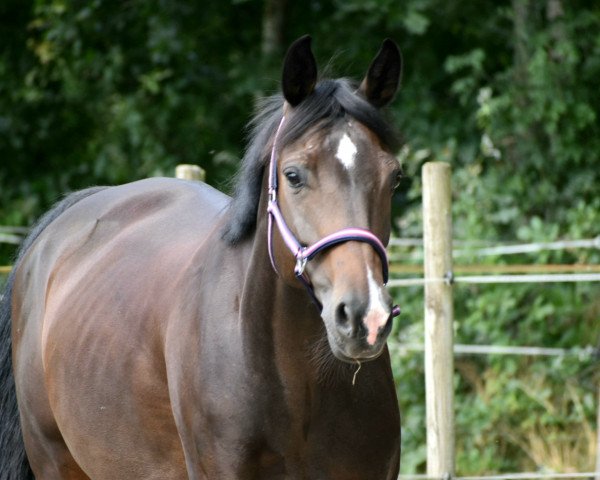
[359,39,402,108]
[282,35,317,107]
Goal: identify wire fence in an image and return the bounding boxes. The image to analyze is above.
[404,165,599,480]
[1,224,599,478]
[390,342,599,359]
[388,236,600,265]
[399,472,598,480]
[390,264,600,274]
[388,272,600,287]
[388,236,600,256]
[2,232,599,277]
[388,239,599,480]
[0,226,27,245]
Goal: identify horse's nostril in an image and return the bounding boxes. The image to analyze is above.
[335,302,350,328]
[334,299,366,338]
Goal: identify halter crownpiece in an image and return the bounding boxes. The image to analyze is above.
[266,115,401,318]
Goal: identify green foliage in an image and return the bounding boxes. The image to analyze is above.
[0,0,263,230]
[1,0,599,474]
[385,1,600,473]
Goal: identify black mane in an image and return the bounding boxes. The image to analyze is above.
[221,78,401,245]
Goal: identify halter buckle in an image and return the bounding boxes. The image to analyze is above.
[294,254,308,276]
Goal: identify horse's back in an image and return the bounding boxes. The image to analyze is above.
[11,177,229,478]
[15,177,229,340]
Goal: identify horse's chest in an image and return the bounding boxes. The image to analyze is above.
[191,377,399,479]
[259,383,400,479]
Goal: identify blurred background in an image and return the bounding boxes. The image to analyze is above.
[1,0,599,475]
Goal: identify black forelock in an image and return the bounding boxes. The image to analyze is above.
[221,78,401,245]
[281,79,401,152]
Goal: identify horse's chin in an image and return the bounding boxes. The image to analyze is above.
[327,337,386,364]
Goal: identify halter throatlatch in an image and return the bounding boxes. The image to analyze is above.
[266,115,401,317]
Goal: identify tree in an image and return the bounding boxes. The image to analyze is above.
[1,0,599,473]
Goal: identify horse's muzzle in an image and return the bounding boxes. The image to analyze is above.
[325,291,394,362]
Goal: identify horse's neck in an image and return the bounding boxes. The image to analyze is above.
[238,215,333,382]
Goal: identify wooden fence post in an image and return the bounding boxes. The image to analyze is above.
[175,164,206,182]
[422,161,455,479]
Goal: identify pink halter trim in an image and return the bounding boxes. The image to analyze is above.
[266,115,400,317]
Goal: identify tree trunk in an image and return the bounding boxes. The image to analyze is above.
[261,0,287,59]
[512,0,529,91]
[546,0,566,61]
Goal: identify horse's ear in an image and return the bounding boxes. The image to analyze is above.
[282,35,317,107]
[359,39,402,108]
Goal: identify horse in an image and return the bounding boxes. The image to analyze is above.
[0,35,403,479]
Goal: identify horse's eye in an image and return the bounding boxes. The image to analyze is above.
[284,168,303,188]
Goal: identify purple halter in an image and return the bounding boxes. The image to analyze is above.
[266,115,401,317]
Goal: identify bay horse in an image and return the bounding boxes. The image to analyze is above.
[0,35,403,479]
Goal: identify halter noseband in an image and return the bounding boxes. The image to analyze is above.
[266,115,401,317]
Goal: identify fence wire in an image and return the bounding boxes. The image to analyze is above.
[388,273,600,287]
[388,236,600,261]
[390,342,599,359]
[398,473,598,480]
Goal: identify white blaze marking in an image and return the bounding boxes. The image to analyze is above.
[364,267,390,345]
[335,134,357,170]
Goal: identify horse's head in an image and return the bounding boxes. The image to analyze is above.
[269,36,403,363]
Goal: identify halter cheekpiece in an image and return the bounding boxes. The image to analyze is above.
[266,115,401,317]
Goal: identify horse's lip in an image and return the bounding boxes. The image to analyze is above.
[331,345,384,364]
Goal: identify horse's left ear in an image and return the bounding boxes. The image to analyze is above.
[282,35,318,107]
[360,39,402,108]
